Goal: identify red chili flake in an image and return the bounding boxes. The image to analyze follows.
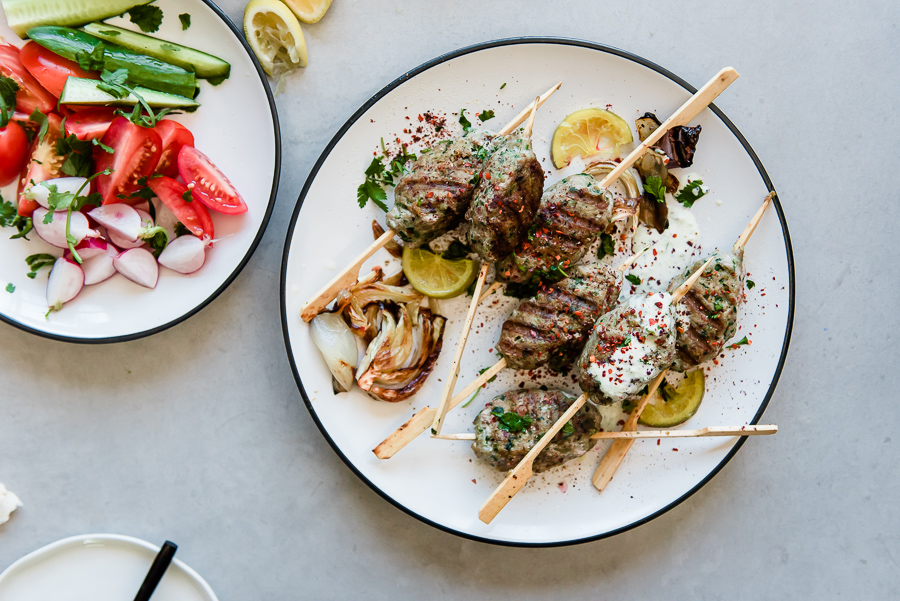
[485,173,492,180]
[672,234,678,238]
[655,302,663,308]
[426,192,433,198]
[472,479,477,483]
[657,439,661,445]
[672,448,678,452]
[418,114,423,121]
[652,249,658,256]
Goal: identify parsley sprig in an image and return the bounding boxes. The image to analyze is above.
[0,75,19,128]
[357,139,416,212]
[491,406,534,433]
[675,179,707,208]
[128,5,164,33]
[644,176,667,203]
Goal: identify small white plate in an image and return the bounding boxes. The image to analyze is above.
[0,0,279,343]
[281,38,794,546]
[0,533,218,600]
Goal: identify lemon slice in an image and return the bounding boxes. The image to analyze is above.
[281,0,334,23]
[639,370,705,427]
[243,0,308,76]
[550,108,634,168]
[402,246,478,299]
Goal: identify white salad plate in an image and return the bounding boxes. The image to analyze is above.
[0,0,279,343]
[0,533,218,600]
[281,38,794,546]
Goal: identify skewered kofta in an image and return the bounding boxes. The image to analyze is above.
[497,263,621,372]
[466,133,544,262]
[386,137,487,248]
[667,249,745,372]
[471,388,602,472]
[575,292,677,404]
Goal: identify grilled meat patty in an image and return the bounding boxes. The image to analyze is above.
[498,264,621,371]
[386,137,483,248]
[576,292,676,404]
[667,249,745,372]
[466,133,544,262]
[472,388,601,472]
[496,173,614,283]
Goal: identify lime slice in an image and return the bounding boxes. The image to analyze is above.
[550,108,634,168]
[282,0,334,23]
[638,370,705,427]
[402,246,478,299]
[243,0,308,76]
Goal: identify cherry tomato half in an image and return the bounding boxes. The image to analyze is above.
[65,107,117,141]
[154,119,194,178]
[177,146,247,215]
[16,112,64,217]
[147,176,215,240]
[19,41,96,99]
[94,116,162,204]
[0,121,28,187]
[0,43,56,115]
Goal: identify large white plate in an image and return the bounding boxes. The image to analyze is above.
[0,533,218,600]
[280,39,794,546]
[0,0,279,343]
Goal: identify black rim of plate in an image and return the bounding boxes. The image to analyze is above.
[280,36,795,548]
[0,0,281,345]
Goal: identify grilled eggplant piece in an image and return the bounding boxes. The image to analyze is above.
[575,292,676,405]
[466,133,544,262]
[496,173,614,284]
[668,249,745,372]
[498,264,621,371]
[386,137,484,248]
[472,388,602,472]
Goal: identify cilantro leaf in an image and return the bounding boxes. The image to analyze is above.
[5,283,13,293]
[625,273,641,285]
[30,108,50,144]
[459,108,473,132]
[500,82,506,89]
[492,408,533,433]
[141,226,169,257]
[596,232,615,260]
[56,131,97,177]
[0,75,19,128]
[675,179,707,208]
[25,253,56,279]
[179,13,191,30]
[359,181,388,212]
[182,189,193,203]
[644,176,666,203]
[477,110,495,122]
[730,336,749,348]
[561,421,575,437]
[0,195,17,228]
[76,43,106,71]
[746,279,755,290]
[128,5,164,33]
[713,298,723,312]
[173,222,190,237]
[97,68,130,99]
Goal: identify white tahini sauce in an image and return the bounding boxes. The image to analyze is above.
[627,200,703,294]
[586,292,674,400]
[0,482,22,525]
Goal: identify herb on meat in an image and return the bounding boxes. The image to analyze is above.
[128,5,164,33]
[179,13,192,30]
[644,175,666,203]
[675,179,707,208]
[596,232,615,260]
[561,421,575,438]
[441,240,469,261]
[491,406,533,433]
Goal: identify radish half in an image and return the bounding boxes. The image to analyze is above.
[33,208,97,249]
[158,235,206,274]
[47,258,84,312]
[81,245,118,285]
[113,248,159,288]
[23,177,88,209]
[72,238,109,261]
[88,205,142,242]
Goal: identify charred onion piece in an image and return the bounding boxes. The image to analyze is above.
[372,220,403,258]
[335,269,422,340]
[635,112,662,142]
[310,312,359,393]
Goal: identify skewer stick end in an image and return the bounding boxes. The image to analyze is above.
[523,96,540,138]
[672,256,716,304]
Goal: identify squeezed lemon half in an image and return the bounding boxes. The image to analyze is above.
[550,108,633,168]
[243,0,308,76]
[638,369,705,428]
[281,0,334,23]
[402,246,478,299]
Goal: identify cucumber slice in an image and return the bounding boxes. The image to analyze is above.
[60,77,199,109]
[82,23,231,81]
[0,0,152,37]
[28,26,197,99]
[638,370,705,428]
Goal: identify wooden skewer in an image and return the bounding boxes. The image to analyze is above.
[591,370,668,491]
[734,191,774,251]
[373,358,507,459]
[432,424,778,442]
[671,255,716,304]
[299,84,562,322]
[615,246,647,271]
[591,425,778,439]
[478,393,589,524]
[594,67,740,189]
[478,281,503,304]
[523,96,539,138]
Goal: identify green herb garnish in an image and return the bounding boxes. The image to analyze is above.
[500,83,506,89]
[29,108,50,145]
[644,176,666,203]
[625,273,641,285]
[97,68,129,99]
[730,336,749,348]
[5,283,14,293]
[492,407,533,433]
[179,13,192,30]
[0,75,19,128]
[459,108,473,132]
[477,110,495,122]
[128,5,164,33]
[561,421,575,438]
[76,42,106,71]
[675,179,707,208]
[25,253,56,279]
[182,189,193,203]
[746,280,755,290]
[596,232,615,260]
[441,240,469,261]
[356,157,389,212]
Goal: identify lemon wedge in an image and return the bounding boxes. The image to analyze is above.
[282,0,334,23]
[638,370,705,427]
[402,246,478,299]
[243,0,308,76]
[550,108,633,168]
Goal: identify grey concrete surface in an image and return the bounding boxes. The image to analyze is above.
[2,0,899,599]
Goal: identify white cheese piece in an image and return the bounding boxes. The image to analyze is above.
[0,482,22,525]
